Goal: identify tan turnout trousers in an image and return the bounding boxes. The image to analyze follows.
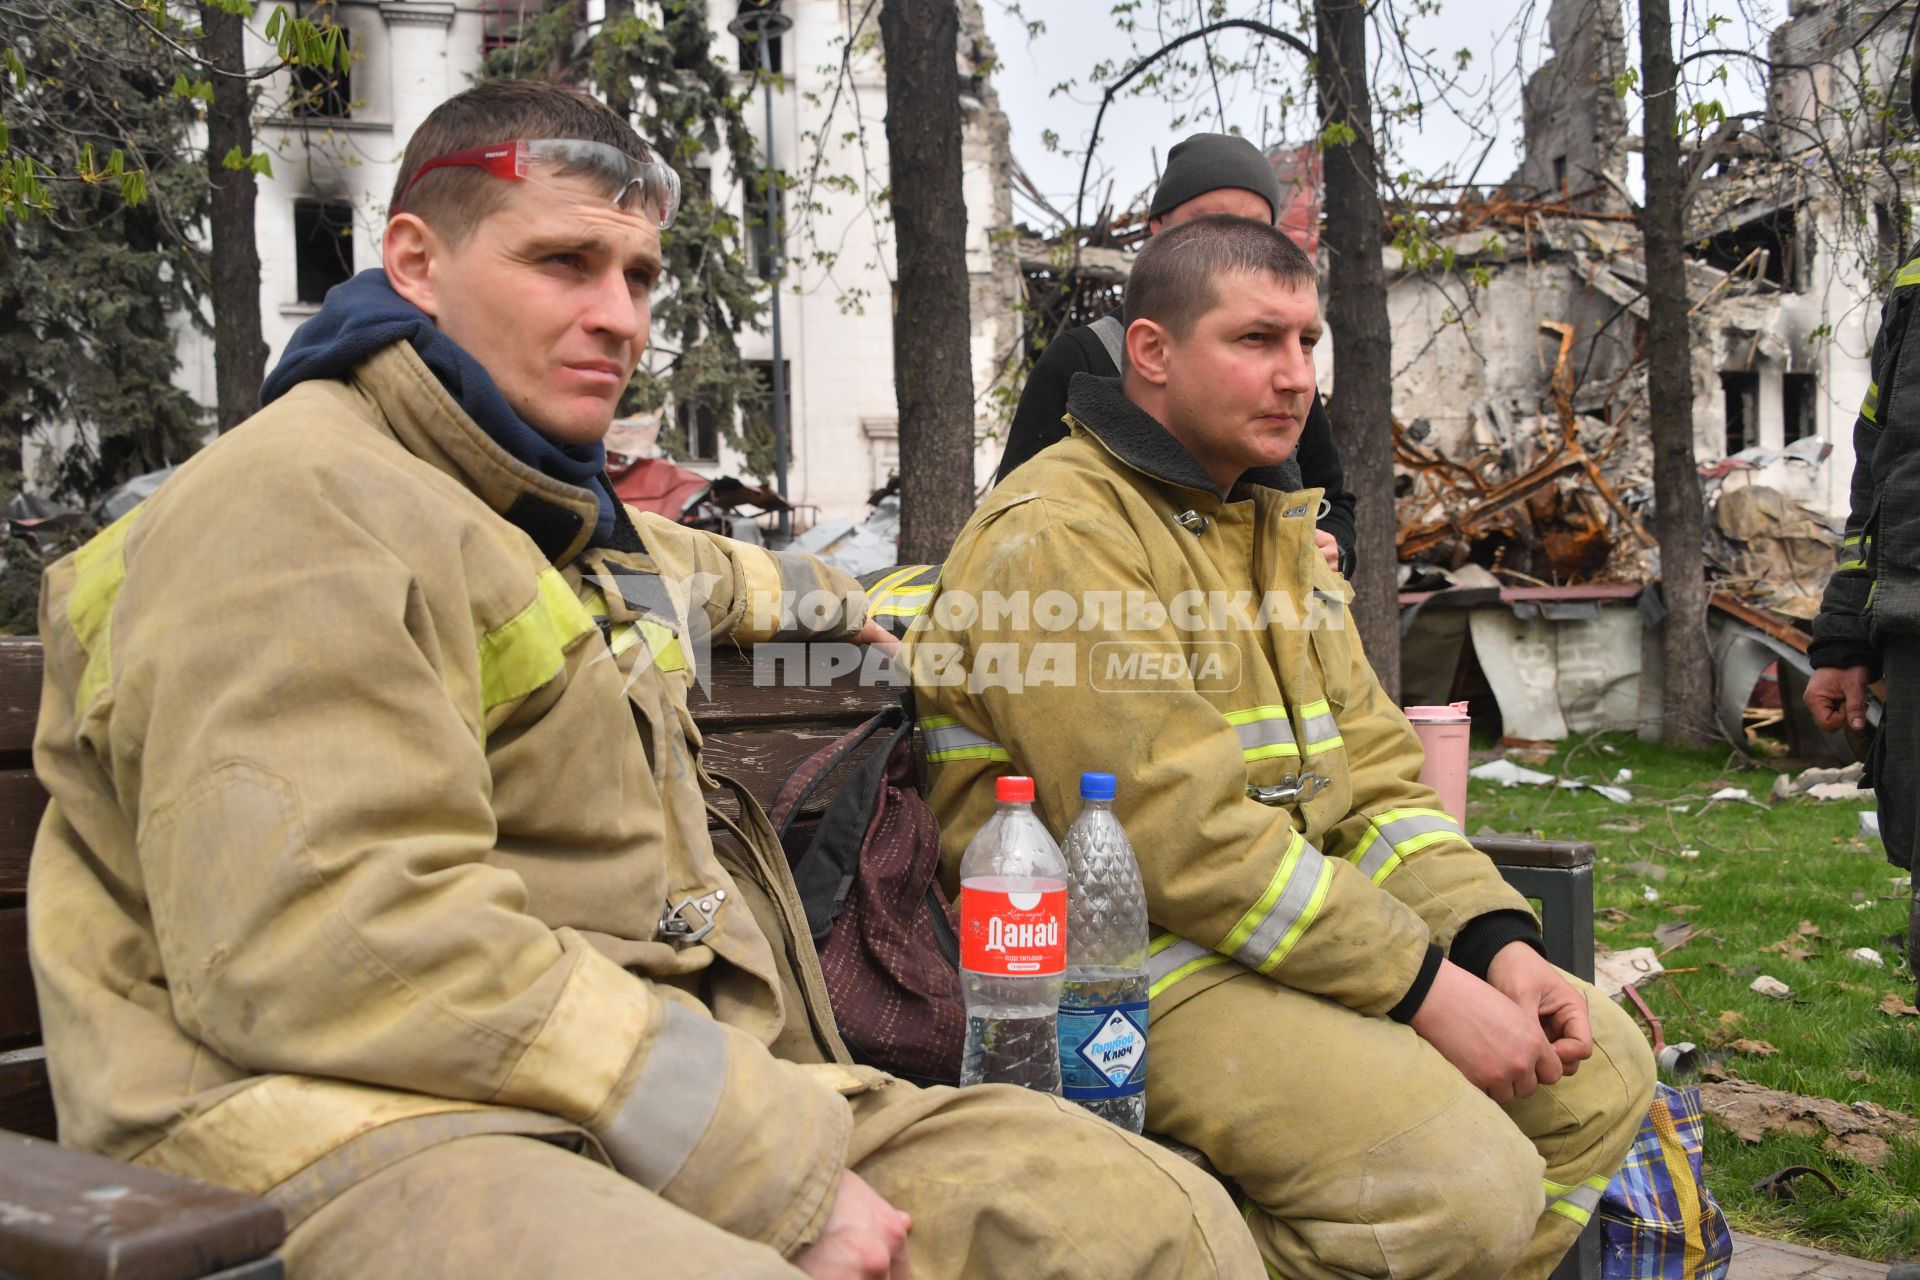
[281,1074,1265,1279]
[1148,970,1656,1280]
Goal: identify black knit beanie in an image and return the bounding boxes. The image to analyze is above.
[1148,133,1282,224]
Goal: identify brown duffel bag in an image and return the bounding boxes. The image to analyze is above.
[769,697,966,1086]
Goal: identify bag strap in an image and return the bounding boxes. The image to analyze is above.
[1089,314,1126,371]
[787,709,918,941]
[769,704,905,838]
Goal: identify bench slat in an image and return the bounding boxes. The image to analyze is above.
[0,908,38,1047]
[0,1129,284,1280]
[0,1048,54,1141]
[689,648,899,730]
[0,768,49,896]
[0,639,43,756]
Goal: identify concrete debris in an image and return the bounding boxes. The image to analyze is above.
[1467,758,1632,802]
[1771,763,1866,802]
[1750,975,1793,999]
[1849,947,1884,968]
[1861,812,1881,840]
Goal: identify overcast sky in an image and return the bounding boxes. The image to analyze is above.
[977,0,1776,230]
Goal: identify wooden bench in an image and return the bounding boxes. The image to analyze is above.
[0,635,1599,1278]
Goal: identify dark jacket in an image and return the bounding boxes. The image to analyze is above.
[994,312,1360,575]
[1812,243,1920,675]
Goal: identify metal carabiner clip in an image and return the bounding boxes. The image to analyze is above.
[659,889,728,946]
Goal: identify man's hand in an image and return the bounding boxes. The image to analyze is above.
[1805,664,1870,733]
[1485,942,1593,1075]
[854,618,902,658]
[794,1171,912,1280]
[1312,529,1342,573]
[1409,958,1562,1103]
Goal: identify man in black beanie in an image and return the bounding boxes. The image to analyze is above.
[993,132,1358,574]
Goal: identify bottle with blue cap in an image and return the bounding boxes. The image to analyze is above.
[1058,771,1149,1132]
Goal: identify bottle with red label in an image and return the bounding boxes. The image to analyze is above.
[958,775,1067,1094]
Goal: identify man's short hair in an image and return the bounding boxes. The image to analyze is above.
[390,80,657,243]
[1124,214,1318,342]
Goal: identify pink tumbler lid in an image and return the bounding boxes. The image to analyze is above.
[1403,702,1470,722]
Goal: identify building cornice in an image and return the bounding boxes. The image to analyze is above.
[379,2,456,28]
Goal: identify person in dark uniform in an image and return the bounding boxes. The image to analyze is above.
[995,132,1358,574]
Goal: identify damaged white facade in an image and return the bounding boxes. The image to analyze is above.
[171,0,1019,525]
[1383,0,1909,529]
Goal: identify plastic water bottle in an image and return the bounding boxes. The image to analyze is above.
[959,775,1066,1094]
[1058,772,1149,1132]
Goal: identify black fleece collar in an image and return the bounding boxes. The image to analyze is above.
[1063,373,1303,499]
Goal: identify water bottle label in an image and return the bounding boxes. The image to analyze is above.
[1059,1001,1147,1100]
[960,885,1066,975]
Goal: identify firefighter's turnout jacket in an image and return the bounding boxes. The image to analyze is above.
[910,374,1542,1022]
[1814,240,1920,673]
[28,342,872,1248]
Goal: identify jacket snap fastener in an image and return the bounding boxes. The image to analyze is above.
[1175,510,1211,536]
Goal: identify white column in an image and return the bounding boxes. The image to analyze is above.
[379,2,458,158]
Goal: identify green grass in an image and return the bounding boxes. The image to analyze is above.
[1467,733,1920,1263]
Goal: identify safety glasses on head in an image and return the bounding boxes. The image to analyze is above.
[399,137,681,228]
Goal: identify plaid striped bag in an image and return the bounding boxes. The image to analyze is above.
[1599,1084,1734,1280]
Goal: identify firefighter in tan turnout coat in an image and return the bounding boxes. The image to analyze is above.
[26,81,1262,1280]
[911,216,1656,1280]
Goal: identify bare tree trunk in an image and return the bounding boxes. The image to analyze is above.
[1315,0,1400,697]
[202,3,267,433]
[1639,0,1714,745]
[880,0,975,565]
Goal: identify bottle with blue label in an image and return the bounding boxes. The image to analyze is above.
[1057,771,1149,1132]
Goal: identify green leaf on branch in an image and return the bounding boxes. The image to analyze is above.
[1319,120,1359,149]
[3,46,24,89]
[171,73,214,103]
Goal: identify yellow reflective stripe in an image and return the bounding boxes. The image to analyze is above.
[866,566,921,600]
[1896,258,1920,288]
[1298,698,1343,755]
[1226,705,1299,761]
[1146,934,1229,1000]
[867,566,939,620]
[1256,858,1333,974]
[639,619,685,671]
[1349,828,1401,885]
[1373,807,1465,858]
[920,717,1010,763]
[479,568,596,711]
[1541,1175,1608,1227]
[1861,380,1880,424]
[69,506,145,717]
[1220,830,1333,973]
[1838,560,1867,572]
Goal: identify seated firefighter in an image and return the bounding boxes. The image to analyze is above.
[26,81,1262,1280]
[907,216,1657,1280]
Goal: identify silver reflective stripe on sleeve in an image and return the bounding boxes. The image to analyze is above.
[1147,934,1230,1000]
[1349,807,1465,883]
[1296,698,1344,756]
[599,1003,730,1190]
[1226,705,1299,762]
[1219,830,1335,975]
[1543,1175,1610,1227]
[920,715,1011,763]
[773,550,844,638]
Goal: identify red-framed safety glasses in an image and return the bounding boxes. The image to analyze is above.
[398,137,680,228]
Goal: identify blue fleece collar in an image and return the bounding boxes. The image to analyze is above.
[260,269,617,542]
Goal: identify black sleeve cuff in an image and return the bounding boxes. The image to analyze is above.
[1808,635,1881,680]
[1449,910,1546,981]
[1386,944,1444,1023]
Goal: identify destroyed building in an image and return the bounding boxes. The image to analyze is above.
[1387,0,1905,569]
